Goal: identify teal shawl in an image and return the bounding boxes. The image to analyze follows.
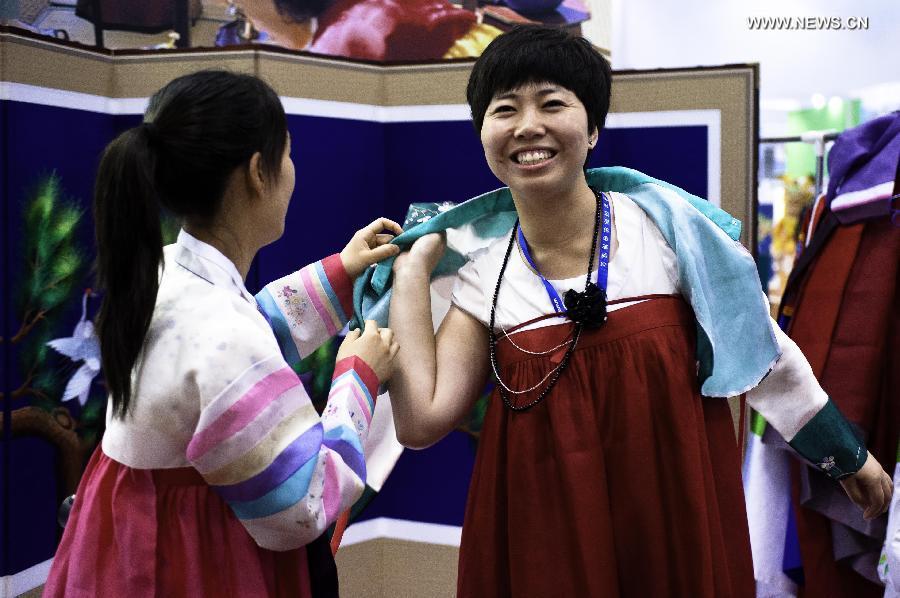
[352,167,780,398]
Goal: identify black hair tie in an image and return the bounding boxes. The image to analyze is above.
[141,121,159,144]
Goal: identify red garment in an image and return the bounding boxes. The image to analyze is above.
[819,218,900,465]
[44,449,318,597]
[309,0,476,61]
[788,217,900,597]
[788,223,864,378]
[458,298,754,597]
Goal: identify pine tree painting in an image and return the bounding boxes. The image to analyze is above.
[1,174,104,499]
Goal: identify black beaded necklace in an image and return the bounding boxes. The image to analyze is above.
[488,187,607,411]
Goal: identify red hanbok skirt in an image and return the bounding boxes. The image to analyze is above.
[457,297,754,597]
[44,447,337,597]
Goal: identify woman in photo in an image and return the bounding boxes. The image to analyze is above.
[45,69,402,597]
[387,26,893,597]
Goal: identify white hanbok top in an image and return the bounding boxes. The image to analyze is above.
[451,191,829,444]
[102,230,378,550]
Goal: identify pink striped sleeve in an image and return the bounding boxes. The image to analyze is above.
[256,255,354,361]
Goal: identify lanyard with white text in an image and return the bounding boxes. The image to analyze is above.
[517,191,611,314]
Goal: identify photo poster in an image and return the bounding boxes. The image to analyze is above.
[221,0,593,62]
[0,30,755,584]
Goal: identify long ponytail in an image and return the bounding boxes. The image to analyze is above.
[94,124,163,416]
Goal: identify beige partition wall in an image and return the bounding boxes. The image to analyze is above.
[613,66,760,248]
[1,26,757,597]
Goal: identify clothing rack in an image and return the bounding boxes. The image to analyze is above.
[759,130,840,197]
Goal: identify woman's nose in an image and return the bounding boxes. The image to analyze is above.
[514,107,545,139]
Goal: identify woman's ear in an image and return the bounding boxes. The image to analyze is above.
[588,126,599,149]
[246,151,265,199]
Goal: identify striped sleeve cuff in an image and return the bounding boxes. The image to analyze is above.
[788,399,867,480]
[332,356,379,402]
[318,356,380,483]
[320,254,354,319]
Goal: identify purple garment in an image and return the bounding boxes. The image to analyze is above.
[827,111,900,224]
[765,423,888,584]
[798,464,887,583]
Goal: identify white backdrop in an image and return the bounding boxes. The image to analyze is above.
[582,0,899,136]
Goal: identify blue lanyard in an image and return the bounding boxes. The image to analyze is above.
[517,191,611,314]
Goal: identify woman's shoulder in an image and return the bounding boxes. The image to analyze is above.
[608,189,671,245]
[155,267,278,356]
[455,232,517,296]
[606,190,646,223]
[469,231,515,268]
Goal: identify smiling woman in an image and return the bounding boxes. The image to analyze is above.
[386,25,893,598]
[479,83,598,238]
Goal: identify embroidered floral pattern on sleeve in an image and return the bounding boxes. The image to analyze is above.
[255,254,354,364]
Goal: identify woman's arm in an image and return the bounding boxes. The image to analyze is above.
[747,317,892,519]
[187,320,397,551]
[256,254,355,360]
[388,234,490,449]
[255,217,403,362]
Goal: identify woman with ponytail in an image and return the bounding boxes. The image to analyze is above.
[45,70,403,597]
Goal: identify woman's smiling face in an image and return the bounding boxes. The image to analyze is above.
[480,81,597,198]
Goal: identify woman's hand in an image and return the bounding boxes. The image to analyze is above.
[839,451,894,520]
[392,233,446,278]
[340,217,404,279]
[336,320,399,383]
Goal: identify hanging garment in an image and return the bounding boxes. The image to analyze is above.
[773,114,900,596]
[827,111,900,224]
[880,442,900,595]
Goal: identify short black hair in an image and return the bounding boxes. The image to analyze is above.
[466,25,612,135]
[272,0,334,22]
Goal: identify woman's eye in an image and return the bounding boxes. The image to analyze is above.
[543,100,565,108]
[492,105,514,114]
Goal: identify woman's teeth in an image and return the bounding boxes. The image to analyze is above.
[515,150,554,165]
